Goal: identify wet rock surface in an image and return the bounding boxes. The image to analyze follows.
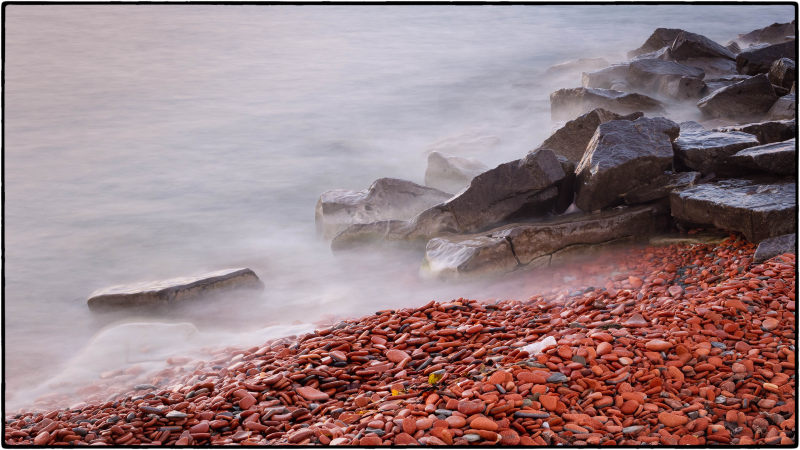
[574,117,679,212]
[730,139,797,176]
[550,87,664,120]
[738,20,796,46]
[87,268,264,311]
[754,234,797,263]
[768,57,796,90]
[627,59,706,100]
[670,178,797,243]
[425,151,488,195]
[697,74,778,120]
[621,171,700,205]
[713,119,796,145]
[315,178,451,240]
[673,121,761,176]
[627,28,684,58]
[669,30,736,62]
[736,40,797,75]
[767,93,795,120]
[7,237,796,446]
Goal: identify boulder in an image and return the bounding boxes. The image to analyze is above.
[536,108,643,163]
[703,75,751,94]
[768,57,796,89]
[581,64,630,89]
[424,151,488,195]
[738,21,796,46]
[628,28,684,58]
[422,204,667,278]
[630,46,673,62]
[730,139,796,175]
[621,171,701,205]
[681,57,738,78]
[726,41,742,55]
[627,59,706,100]
[315,178,451,239]
[550,87,664,121]
[87,268,264,311]
[754,234,796,263]
[697,74,778,120]
[669,31,736,61]
[713,119,796,144]
[736,40,797,75]
[545,57,610,78]
[574,117,679,212]
[670,178,796,243]
[673,122,761,175]
[767,93,795,120]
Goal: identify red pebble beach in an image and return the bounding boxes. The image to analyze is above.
[4,235,796,445]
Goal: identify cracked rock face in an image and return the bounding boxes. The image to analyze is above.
[628,28,685,58]
[669,31,736,61]
[670,178,797,243]
[574,117,680,212]
[697,74,778,120]
[713,119,796,145]
[550,87,664,121]
[315,178,451,240]
[730,138,796,175]
[673,121,761,176]
[736,40,797,75]
[621,171,700,205]
[421,204,666,279]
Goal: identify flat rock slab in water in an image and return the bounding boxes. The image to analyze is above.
[731,138,796,175]
[754,233,797,262]
[673,122,761,176]
[670,178,796,243]
[713,119,796,145]
[87,268,263,311]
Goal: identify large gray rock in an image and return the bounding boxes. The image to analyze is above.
[670,31,736,61]
[422,204,667,278]
[682,57,739,78]
[703,75,751,94]
[574,117,680,212]
[754,234,796,263]
[730,139,796,175]
[736,40,797,75]
[767,93,795,120]
[738,21,796,46]
[536,108,643,163]
[330,220,418,251]
[670,178,796,243]
[628,28,684,58]
[697,74,778,120]
[550,87,664,121]
[673,122,761,176]
[621,171,701,205]
[424,151,488,195]
[315,178,451,240]
[768,57,796,89]
[545,57,610,78]
[713,119,796,145]
[627,58,706,100]
[87,268,263,311]
[581,65,630,89]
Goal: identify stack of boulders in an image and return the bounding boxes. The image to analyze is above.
[316,21,796,279]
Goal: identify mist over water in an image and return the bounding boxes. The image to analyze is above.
[4,4,792,412]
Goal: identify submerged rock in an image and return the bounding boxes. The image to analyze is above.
[628,28,684,58]
[736,40,797,75]
[669,31,736,61]
[627,58,706,100]
[422,204,666,278]
[670,178,796,242]
[767,93,795,120]
[574,117,679,212]
[768,57,796,89]
[730,139,796,175]
[536,108,642,163]
[697,74,778,120]
[754,234,797,263]
[738,21,796,46]
[673,122,761,176]
[315,178,451,240]
[87,268,264,311]
[621,171,700,205]
[550,87,664,121]
[713,119,796,144]
[424,151,488,195]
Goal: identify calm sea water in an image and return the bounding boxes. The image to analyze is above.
[4,4,793,410]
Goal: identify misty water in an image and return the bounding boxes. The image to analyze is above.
[4,4,793,412]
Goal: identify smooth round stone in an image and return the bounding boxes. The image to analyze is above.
[547,373,568,383]
[457,400,484,416]
[445,415,466,428]
[166,411,188,419]
[658,412,688,427]
[596,342,613,356]
[329,351,347,362]
[762,318,780,331]
[463,434,481,443]
[620,400,639,414]
[645,339,672,351]
[402,417,416,434]
[296,386,329,402]
[33,431,50,446]
[434,409,452,417]
[415,418,433,430]
[470,416,498,432]
[386,349,411,363]
[622,425,644,434]
[359,435,383,446]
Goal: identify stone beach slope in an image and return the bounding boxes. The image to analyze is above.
[5,236,796,445]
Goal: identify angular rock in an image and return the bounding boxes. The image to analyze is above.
[670,31,736,61]
[545,57,610,78]
[630,46,673,62]
[673,122,761,176]
[768,57,796,89]
[767,93,795,120]
[315,178,451,240]
[330,220,418,251]
[670,178,796,242]
[697,74,778,120]
[621,171,700,205]
[730,139,796,175]
[627,58,706,100]
[754,234,796,262]
[713,119,796,144]
[738,21,796,46]
[574,117,679,212]
[422,205,666,278]
[536,108,643,163]
[628,28,684,58]
[703,75,751,94]
[726,41,742,55]
[736,40,797,75]
[87,268,263,311]
[550,87,664,121]
[581,64,630,89]
[424,151,488,195]
[681,57,738,78]
[553,155,576,214]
